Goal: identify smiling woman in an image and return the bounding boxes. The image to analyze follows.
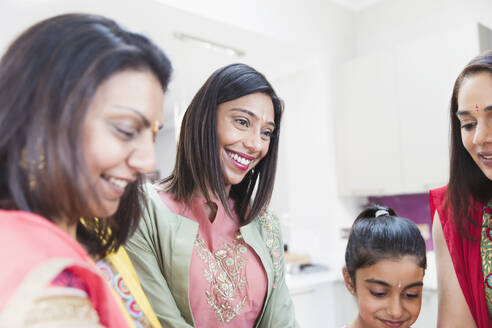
[125,63,298,327]
[0,13,172,327]
[430,50,492,328]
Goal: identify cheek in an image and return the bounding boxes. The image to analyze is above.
[461,132,473,152]
[405,300,422,321]
[83,129,127,174]
[357,294,382,320]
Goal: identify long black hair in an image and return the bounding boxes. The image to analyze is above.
[447,50,492,239]
[162,63,283,225]
[0,13,172,258]
[345,204,427,285]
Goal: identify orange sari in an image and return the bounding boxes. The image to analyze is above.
[0,210,132,327]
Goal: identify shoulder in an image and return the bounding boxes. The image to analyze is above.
[429,186,448,225]
[254,209,282,241]
[0,210,90,264]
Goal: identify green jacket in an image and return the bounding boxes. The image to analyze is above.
[125,184,299,328]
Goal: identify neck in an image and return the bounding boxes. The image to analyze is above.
[352,315,366,328]
[55,219,77,239]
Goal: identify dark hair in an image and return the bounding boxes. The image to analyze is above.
[0,13,172,258]
[345,205,427,286]
[447,50,492,239]
[162,63,283,225]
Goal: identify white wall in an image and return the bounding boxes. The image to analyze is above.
[354,0,492,56]
[154,0,364,268]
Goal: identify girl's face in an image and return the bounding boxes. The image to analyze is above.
[216,92,275,192]
[82,69,164,218]
[457,72,492,180]
[343,256,424,328]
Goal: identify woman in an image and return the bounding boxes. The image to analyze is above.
[0,13,172,327]
[125,63,298,327]
[430,50,492,327]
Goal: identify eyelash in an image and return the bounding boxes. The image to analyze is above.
[369,291,420,299]
[461,122,476,131]
[370,291,387,298]
[235,118,249,127]
[115,126,137,140]
[234,118,274,139]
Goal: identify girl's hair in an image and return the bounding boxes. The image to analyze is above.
[447,50,492,239]
[161,63,283,225]
[345,204,427,285]
[0,13,172,258]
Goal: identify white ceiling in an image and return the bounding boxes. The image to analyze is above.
[1,0,308,129]
[330,0,385,11]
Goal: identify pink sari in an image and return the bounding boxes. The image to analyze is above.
[0,209,131,327]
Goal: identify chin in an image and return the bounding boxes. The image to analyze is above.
[93,203,120,219]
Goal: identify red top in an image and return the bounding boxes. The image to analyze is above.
[0,209,130,327]
[429,186,492,328]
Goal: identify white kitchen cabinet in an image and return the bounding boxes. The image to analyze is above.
[335,50,402,196]
[335,23,492,196]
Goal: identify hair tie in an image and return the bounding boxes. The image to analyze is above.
[375,209,389,217]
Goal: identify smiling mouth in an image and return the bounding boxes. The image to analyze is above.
[479,154,492,160]
[101,174,129,190]
[226,150,255,170]
[379,319,405,328]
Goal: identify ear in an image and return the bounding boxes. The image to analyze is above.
[342,267,355,295]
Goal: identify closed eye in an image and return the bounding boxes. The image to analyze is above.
[460,122,476,131]
[115,125,138,140]
[370,291,387,298]
[404,293,420,299]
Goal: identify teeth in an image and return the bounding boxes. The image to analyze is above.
[483,155,492,160]
[107,176,128,189]
[228,151,252,166]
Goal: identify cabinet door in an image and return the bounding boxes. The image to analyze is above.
[395,24,483,193]
[335,51,402,195]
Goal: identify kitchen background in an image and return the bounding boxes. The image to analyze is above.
[2,0,492,326]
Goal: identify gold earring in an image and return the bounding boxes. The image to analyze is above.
[20,147,46,190]
[153,121,161,134]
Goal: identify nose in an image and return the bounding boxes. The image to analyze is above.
[473,119,492,145]
[127,134,157,174]
[387,296,403,319]
[243,129,263,153]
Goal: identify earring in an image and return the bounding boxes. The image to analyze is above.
[20,147,45,190]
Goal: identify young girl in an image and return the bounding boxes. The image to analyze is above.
[342,205,427,328]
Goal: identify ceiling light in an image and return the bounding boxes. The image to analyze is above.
[173,32,245,57]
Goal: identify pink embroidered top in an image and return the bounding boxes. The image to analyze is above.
[159,191,268,327]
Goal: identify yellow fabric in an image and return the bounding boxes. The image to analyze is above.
[106,248,163,328]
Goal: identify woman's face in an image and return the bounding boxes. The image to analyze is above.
[82,69,164,218]
[216,92,275,192]
[343,256,424,328]
[457,72,492,180]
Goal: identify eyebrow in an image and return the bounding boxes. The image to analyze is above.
[112,105,151,128]
[230,108,276,128]
[364,279,423,290]
[456,105,492,116]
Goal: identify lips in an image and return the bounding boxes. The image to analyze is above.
[379,319,405,328]
[478,151,492,167]
[101,174,132,197]
[226,149,255,171]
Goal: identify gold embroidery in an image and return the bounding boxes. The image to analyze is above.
[194,234,249,323]
[25,288,102,326]
[481,201,492,318]
[257,210,282,288]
